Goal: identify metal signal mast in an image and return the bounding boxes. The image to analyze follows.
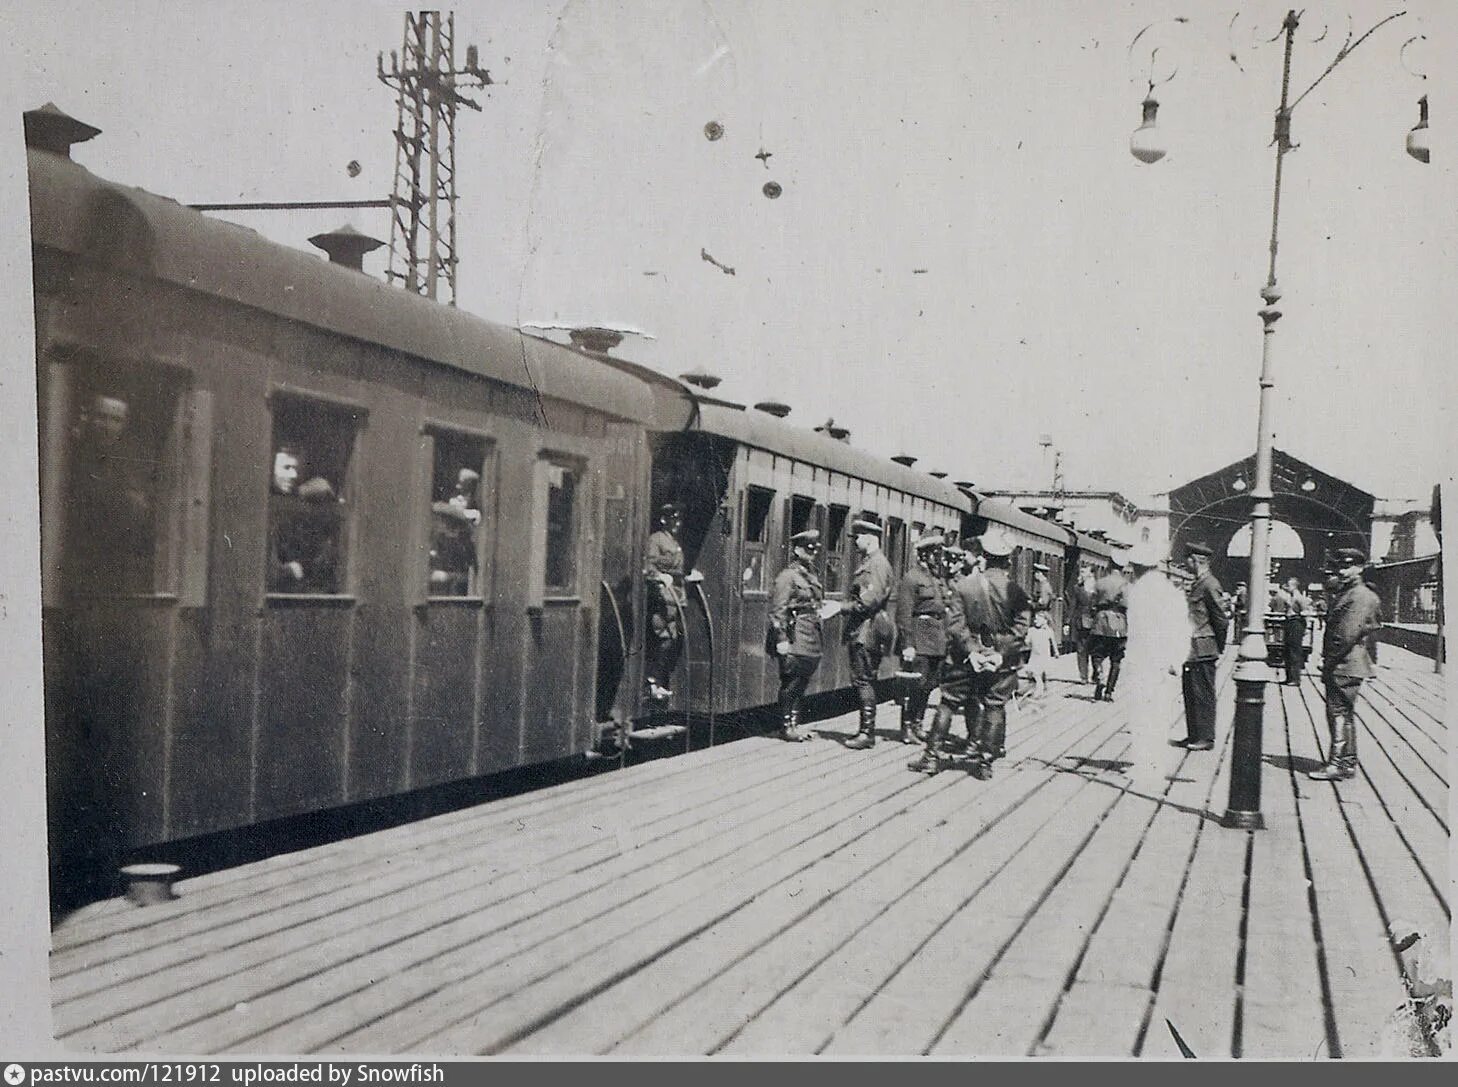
[377,11,492,305]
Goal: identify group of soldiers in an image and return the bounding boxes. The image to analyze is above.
[768,519,1032,780]
[644,500,1385,787]
[1067,539,1384,783]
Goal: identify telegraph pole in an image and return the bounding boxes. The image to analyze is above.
[378,11,492,305]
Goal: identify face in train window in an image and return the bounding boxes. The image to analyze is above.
[65,377,183,595]
[267,397,359,594]
[428,432,489,597]
[543,459,579,593]
[741,487,774,592]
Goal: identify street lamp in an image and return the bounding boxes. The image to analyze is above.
[1131,8,1419,831]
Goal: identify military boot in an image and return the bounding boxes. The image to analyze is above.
[781,708,812,743]
[1337,713,1359,780]
[908,704,953,774]
[1308,717,1349,780]
[1104,661,1121,701]
[971,709,1007,780]
[899,697,926,744]
[844,704,877,749]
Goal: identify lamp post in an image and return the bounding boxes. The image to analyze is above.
[1130,8,1419,830]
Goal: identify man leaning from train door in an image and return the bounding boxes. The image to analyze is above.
[842,515,898,749]
[769,530,826,742]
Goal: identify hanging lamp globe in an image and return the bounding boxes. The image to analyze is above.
[1406,94,1429,164]
[1130,96,1167,164]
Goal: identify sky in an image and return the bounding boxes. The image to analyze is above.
[2,0,1452,505]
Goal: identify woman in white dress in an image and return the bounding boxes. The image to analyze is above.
[1121,545,1191,791]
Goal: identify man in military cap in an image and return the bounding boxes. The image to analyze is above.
[1177,541,1228,751]
[1070,567,1097,683]
[770,529,826,742]
[910,529,1030,778]
[1310,548,1383,781]
[896,530,949,745]
[1031,562,1056,619]
[842,515,898,749]
[1089,554,1131,702]
[643,502,688,701]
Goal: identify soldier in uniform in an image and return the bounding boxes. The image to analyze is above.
[1089,555,1131,702]
[1310,548,1383,781]
[909,529,1030,778]
[1070,568,1097,683]
[1031,562,1056,617]
[842,516,898,749]
[769,529,825,742]
[896,530,949,745]
[643,502,689,701]
[1177,541,1228,751]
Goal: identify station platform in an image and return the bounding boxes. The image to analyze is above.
[50,646,1449,1058]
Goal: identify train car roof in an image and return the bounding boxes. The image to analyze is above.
[690,400,973,511]
[1072,531,1115,559]
[27,149,695,431]
[972,497,1072,546]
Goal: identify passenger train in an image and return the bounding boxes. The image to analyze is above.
[27,107,1119,893]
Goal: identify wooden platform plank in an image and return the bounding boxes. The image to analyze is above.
[412,695,1105,1056]
[539,697,1117,1055]
[53,736,796,955]
[1278,686,1410,1057]
[718,703,1131,1056]
[291,738,959,1055]
[1302,686,1451,917]
[820,766,1130,1056]
[53,739,832,991]
[1036,981,1149,1057]
[60,741,891,1051]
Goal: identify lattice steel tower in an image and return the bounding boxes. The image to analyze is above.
[377,11,491,305]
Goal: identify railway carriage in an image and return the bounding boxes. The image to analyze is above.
[28,112,982,893]
[30,123,697,886]
[636,399,970,722]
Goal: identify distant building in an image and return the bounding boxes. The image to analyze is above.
[977,489,1153,550]
[1372,498,1438,562]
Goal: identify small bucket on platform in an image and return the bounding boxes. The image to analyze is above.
[119,863,181,906]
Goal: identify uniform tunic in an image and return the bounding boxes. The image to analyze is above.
[944,566,1030,755]
[897,562,949,721]
[1181,569,1228,744]
[770,559,825,712]
[845,548,896,708]
[844,549,896,648]
[770,560,824,658]
[1322,574,1383,725]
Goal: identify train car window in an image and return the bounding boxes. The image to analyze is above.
[887,517,906,574]
[542,458,580,594]
[267,395,361,595]
[786,495,815,565]
[741,486,774,593]
[426,429,491,598]
[61,370,190,597]
[824,505,849,592]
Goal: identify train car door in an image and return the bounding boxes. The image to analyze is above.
[521,442,603,762]
[256,390,367,822]
[40,352,212,879]
[406,424,496,789]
